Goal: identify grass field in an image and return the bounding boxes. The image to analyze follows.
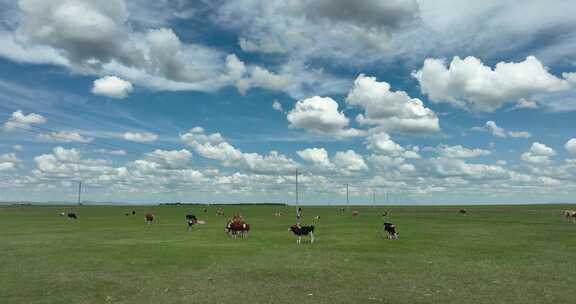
[1,204,576,304]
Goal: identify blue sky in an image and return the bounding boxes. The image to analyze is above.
[1,0,576,205]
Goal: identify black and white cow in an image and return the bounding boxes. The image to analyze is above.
[186,214,198,231]
[289,224,315,244]
[384,222,398,240]
[67,212,77,220]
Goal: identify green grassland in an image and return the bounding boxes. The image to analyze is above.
[1,204,575,304]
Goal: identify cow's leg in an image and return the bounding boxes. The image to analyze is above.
[297,236,301,244]
[310,232,314,243]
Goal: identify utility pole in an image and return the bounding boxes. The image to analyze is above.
[295,168,299,209]
[77,181,82,205]
[346,183,349,210]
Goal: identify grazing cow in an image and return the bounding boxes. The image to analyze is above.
[67,213,77,220]
[216,208,225,217]
[59,212,65,216]
[459,209,467,215]
[339,208,346,215]
[313,215,320,220]
[384,222,398,240]
[289,224,315,244]
[225,216,250,238]
[564,210,576,223]
[382,211,389,217]
[274,212,284,217]
[145,213,155,224]
[352,210,359,218]
[186,214,198,231]
[132,210,136,215]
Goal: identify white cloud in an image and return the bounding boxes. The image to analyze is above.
[33,146,112,179]
[332,150,368,173]
[123,131,158,143]
[181,127,298,174]
[415,1,576,66]
[216,0,419,61]
[484,121,506,138]
[38,131,94,143]
[511,98,538,111]
[96,149,127,156]
[0,1,224,93]
[368,155,415,173]
[430,157,509,179]
[297,148,332,169]
[507,131,532,139]
[435,145,491,158]
[145,149,192,169]
[272,100,283,112]
[91,76,133,99]
[297,147,371,175]
[287,96,365,137]
[473,121,531,138]
[366,132,403,155]
[0,153,21,171]
[3,110,46,130]
[225,54,291,94]
[521,142,556,165]
[346,74,439,133]
[565,139,576,155]
[413,56,575,112]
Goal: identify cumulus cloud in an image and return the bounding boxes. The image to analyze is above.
[332,150,368,173]
[287,96,365,137]
[145,149,192,169]
[521,142,556,165]
[297,148,332,169]
[0,153,21,171]
[38,131,94,143]
[3,110,46,130]
[430,157,508,179]
[565,139,576,154]
[346,74,439,134]
[223,54,291,94]
[435,145,491,158]
[91,76,133,99]
[369,154,416,173]
[123,131,158,143]
[96,149,127,156]
[365,132,420,159]
[507,131,532,139]
[181,127,298,174]
[413,56,576,112]
[33,146,111,178]
[297,147,371,175]
[0,1,226,93]
[510,98,539,111]
[216,0,419,60]
[272,100,284,112]
[472,121,531,138]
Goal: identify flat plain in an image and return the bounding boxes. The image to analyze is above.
[1,204,575,304]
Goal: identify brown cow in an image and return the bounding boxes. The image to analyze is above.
[225,216,250,238]
[145,213,155,224]
[352,210,359,218]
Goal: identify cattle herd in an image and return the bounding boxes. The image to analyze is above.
[56,208,576,244]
